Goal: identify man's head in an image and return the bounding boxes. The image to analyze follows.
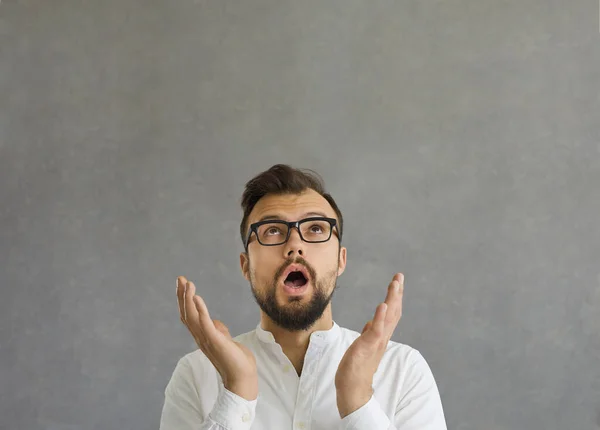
[239,164,347,332]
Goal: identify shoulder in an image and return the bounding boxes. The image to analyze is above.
[169,349,217,388]
[338,325,419,356]
[337,325,428,373]
[177,328,259,376]
[232,328,260,345]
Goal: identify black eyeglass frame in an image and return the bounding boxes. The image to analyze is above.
[244,216,341,251]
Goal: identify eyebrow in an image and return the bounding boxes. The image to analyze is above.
[257,212,329,222]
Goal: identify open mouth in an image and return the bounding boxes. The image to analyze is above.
[284,270,308,288]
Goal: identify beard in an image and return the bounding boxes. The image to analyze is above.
[249,256,339,332]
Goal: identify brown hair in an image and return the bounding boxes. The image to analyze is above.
[240,164,343,246]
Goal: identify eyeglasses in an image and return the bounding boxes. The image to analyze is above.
[244,216,340,250]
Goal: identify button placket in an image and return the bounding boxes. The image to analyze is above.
[292,343,325,430]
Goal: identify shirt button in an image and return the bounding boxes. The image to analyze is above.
[283,364,292,373]
[242,413,251,422]
[296,422,306,429]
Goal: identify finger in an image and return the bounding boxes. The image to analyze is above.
[193,296,232,358]
[394,274,404,320]
[182,281,208,349]
[192,293,218,338]
[372,303,387,337]
[183,281,201,326]
[396,274,404,321]
[177,276,188,325]
[384,274,404,325]
[384,273,404,305]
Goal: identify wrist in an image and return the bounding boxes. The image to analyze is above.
[224,378,258,401]
[336,386,373,418]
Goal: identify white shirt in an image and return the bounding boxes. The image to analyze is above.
[160,320,447,430]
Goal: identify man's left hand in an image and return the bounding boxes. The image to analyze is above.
[335,273,404,418]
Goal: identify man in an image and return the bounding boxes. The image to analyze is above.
[160,164,447,429]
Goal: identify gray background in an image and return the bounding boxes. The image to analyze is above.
[1,1,599,429]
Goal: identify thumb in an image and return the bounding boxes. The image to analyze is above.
[361,320,373,335]
[213,319,232,339]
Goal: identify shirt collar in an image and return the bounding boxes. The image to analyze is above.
[255,320,341,345]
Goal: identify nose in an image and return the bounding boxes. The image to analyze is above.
[284,227,304,257]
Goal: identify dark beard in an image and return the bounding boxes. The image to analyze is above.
[249,256,338,332]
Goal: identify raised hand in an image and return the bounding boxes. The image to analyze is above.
[176,276,258,400]
[334,273,404,418]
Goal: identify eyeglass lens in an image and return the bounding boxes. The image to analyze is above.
[256,219,332,245]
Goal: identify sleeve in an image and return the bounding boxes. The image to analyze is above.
[340,350,447,430]
[340,394,391,429]
[159,356,259,430]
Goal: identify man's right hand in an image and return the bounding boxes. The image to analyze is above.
[176,275,258,401]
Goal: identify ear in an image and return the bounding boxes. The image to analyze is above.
[240,252,250,281]
[337,246,347,277]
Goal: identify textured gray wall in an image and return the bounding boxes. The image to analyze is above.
[1,1,599,429]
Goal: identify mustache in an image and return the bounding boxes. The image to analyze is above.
[275,256,317,282]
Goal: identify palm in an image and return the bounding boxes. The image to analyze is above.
[196,315,257,384]
[335,274,404,391]
[335,321,385,389]
[177,276,259,400]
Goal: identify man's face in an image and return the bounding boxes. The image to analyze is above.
[240,189,347,331]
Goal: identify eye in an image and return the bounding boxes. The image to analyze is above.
[309,224,324,233]
[265,226,283,236]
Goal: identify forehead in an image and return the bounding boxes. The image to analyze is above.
[248,189,337,223]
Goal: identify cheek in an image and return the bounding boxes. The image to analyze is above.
[249,254,280,284]
[313,248,340,275]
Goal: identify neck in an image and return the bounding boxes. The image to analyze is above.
[260,307,334,374]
